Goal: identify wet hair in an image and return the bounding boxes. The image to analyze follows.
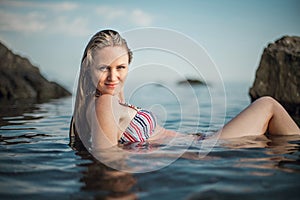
[81,29,133,64]
[72,30,132,146]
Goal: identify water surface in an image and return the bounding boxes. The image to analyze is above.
[0,82,300,199]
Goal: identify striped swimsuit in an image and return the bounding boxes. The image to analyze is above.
[119,103,157,143]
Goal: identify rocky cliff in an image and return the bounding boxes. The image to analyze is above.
[249,36,300,118]
[0,42,71,101]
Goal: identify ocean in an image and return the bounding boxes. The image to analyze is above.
[1,81,300,200]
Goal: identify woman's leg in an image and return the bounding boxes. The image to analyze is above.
[219,96,300,139]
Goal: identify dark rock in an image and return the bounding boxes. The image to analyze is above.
[177,78,206,86]
[249,36,300,120]
[0,41,71,101]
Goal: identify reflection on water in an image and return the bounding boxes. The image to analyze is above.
[1,82,300,199]
[0,99,42,127]
[75,148,137,199]
[220,135,300,174]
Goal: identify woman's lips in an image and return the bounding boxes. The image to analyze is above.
[105,83,118,88]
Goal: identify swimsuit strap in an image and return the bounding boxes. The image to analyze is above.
[119,102,141,111]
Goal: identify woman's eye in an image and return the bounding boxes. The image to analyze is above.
[117,65,126,70]
[98,66,109,71]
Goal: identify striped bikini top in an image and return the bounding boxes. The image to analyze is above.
[119,103,157,143]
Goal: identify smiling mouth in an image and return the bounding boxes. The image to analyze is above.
[105,83,118,88]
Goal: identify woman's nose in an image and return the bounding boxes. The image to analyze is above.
[108,69,118,81]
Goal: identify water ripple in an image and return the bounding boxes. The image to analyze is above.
[0,87,300,200]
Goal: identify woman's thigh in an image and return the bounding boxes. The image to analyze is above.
[218,97,274,138]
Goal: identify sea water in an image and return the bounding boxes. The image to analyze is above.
[0,82,300,200]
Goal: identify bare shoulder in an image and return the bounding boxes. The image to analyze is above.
[95,94,119,112]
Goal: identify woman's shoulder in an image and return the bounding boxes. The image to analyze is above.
[96,94,118,103]
[95,94,120,112]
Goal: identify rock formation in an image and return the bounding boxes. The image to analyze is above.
[0,41,71,101]
[249,36,300,119]
[177,78,206,86]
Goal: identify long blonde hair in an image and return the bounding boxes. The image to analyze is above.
[71,30,132,149]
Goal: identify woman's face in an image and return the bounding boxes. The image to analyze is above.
[91,46,129,96]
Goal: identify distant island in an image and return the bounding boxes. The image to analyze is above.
[0,41,71,102]
[177,78,206,86]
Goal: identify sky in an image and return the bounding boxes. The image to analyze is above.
[0,0,299,91]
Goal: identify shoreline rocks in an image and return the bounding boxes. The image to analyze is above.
[0,42,71,102]
[177,78,206,86]
[249,36,300,123]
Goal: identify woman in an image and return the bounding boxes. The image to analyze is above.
[70,29,299,151]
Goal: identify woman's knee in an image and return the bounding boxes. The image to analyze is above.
[255,96,278,104]
[253,96,277,112]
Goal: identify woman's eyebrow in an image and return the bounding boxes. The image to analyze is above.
[117,63,127,66]
[97,64,110,68]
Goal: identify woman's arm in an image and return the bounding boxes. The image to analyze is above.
[93,94,121,149]
[148,125,186,143]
